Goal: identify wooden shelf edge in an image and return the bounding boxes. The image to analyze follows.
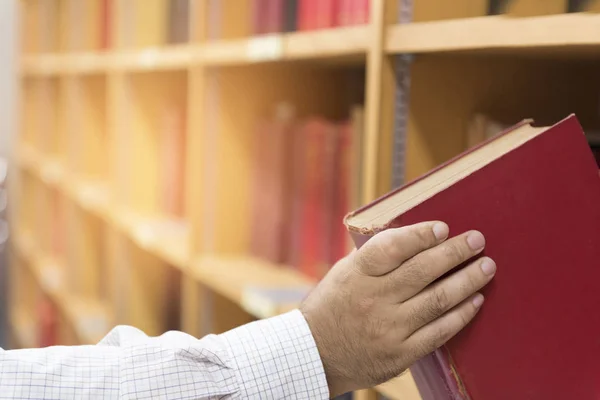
[386,14,600,55]
[9,307,37,349]
[375,370,422,400]
[14,148,190,271]
[20,27,370,75]
[190,255,315,318]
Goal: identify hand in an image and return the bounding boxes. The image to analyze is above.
[299,221,496,396]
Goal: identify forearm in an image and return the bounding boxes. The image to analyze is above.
[0,311,329,399]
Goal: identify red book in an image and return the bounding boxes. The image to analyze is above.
[252,0,266,34]
[314,0,337,29]
[249,103,295,263]
[100,0,111,49]
[297,118,337,280]
[344,114,600,400]
[298,0,311,30]
[160,104,186,218]
[351,0,369,24]
[266,0,284,33]
[331,121,353,263]
[38,296,57,347]
[336,0,352,26]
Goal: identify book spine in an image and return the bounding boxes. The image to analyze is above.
[333,122,352,263]
[252,0,265,34]
[100,0,111,49]
[336,0,352,26]
[160,105,186,218]
[298,0,309,30]
[284,0,298,31]
[315,0,336,29]
[355,0,370,24]
[287,123,306,269]
[272,0,284,32]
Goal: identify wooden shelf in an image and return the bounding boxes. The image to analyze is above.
[20,26,369,76]
[376,372,422,400]
[190,255,315,318]
[12,231,112,344]
[9,307,37,349]
[386,14,600,56]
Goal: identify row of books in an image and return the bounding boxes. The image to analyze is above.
[251,0,370,35]
[467,112,600,168]
[23,0,111,53]
[249,103,364,281]
[414,0,600,21]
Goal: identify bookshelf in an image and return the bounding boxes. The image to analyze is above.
[12,1,600,399]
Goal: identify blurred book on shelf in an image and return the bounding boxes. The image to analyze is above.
[249,102,363,281]
[37,294,57,347]
[159,103,186,219]
[466,113,509,148]
[206,0,370,38]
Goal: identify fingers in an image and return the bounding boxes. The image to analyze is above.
[353,221,450,276]
[403,293,484,361]
[401,256,496,334]
[389,230,486,300]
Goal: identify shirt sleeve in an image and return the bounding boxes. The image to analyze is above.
[0,309,329,399]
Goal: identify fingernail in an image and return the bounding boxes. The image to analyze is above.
[480,258,496,276]
[433,222,449,240]
[467,231,485,251]
[472,294,485,308]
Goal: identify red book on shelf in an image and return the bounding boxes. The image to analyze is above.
[100,0,111,49]
[314,0,337,29]
[249,103,295,264]
[265,0,284,33]
[160,104,186,218]
[331,120,353,263]
[298,0,319,30]
[252,0,266,34]
[344,114,600,400]
[337,0,352,26]
[351,0,369,24]
[38,296,57,347]
[297,118,337,280]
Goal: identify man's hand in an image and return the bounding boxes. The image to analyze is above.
[300,221,496,396]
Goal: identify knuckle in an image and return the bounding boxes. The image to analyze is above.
[431,326,450,347]
[377,232,404,262]
[354,246,379,275]
[401,257,429,287]
[414,225,436,248]
[357,296,376,316]
[432,288,450,313]
[443,241,466,263]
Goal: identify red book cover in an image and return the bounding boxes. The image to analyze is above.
[344,114,600,400]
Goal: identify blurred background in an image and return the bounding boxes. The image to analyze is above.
[6,1,600,399]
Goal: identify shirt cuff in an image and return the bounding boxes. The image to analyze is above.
[220,309,330,399]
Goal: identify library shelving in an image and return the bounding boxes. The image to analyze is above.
[13,1,600,399]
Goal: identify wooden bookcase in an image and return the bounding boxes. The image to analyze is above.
[12,1,600,399]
